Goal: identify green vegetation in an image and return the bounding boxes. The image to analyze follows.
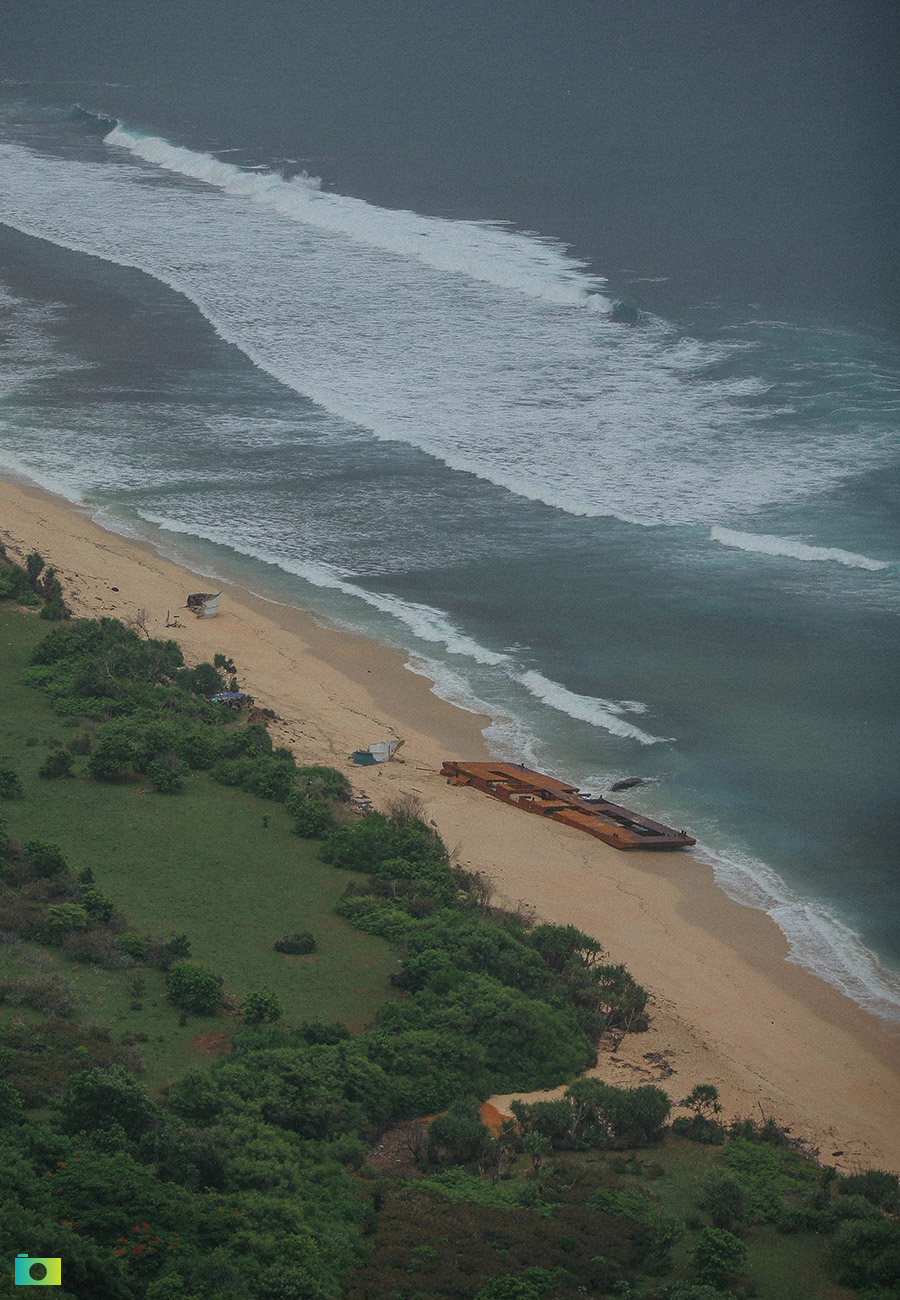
[0,600,897,1300]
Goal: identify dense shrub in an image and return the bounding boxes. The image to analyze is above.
[38,747,75,778]
[62,930,130,969]
[399,912,547,995]
[828,1216,900,1293]
[510,1098,576,1148]
[691,1226,748,1289]
[144,933,192,971]
[147,755,188,793]
[217,721,272,758]
[41,902,90,942]
[211,753,297,800]
[287,792,335,838]
[838,1168,900,1214]
[274,931,317,955]
[671,1114,726,1145]
[379,973,592,1094]
[0,971,79,1017]
[166,962,224,1015]
[23,840,68,877]
[118,933,151,961]
[80,888,115,924]
[321,810,447,876]
[295,764,351,801]
[0,562,30,600]
[87,727,138,781]
[720,1136,794,1223]
[565,1078,671,1148]
[0,764,23,799]
[698,1168,750,1231]
[427,1099,494,1168]
[59,1065,155,1140]
[242,989,283,1026]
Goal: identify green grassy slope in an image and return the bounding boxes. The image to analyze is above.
[0,605,397,1088]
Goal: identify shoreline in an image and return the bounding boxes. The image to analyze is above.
[2,475,899,1172]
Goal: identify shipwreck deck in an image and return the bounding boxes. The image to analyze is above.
[440,760,695,851]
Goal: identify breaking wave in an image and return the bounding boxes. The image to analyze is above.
[517,670,672,745]
[1,116,888,528]
[105,123,611,311]
[711,527,893,570]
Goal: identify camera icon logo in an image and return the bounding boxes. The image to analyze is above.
[14,1255,62,1286]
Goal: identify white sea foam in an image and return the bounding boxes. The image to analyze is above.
[0,128,885,529]
[105,124,611,311]
[518,670,671,744]
[711,527,893,570]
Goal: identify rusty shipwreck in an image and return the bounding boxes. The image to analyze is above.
[440,761,695,851]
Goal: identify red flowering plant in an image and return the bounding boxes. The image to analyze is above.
[112,1222,183,1277]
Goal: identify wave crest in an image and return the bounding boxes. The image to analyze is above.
[711,527,892,571]
[518,670,672,745]
[105,124,611,311]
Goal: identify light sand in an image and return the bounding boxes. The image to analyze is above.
[2,477,899,1171]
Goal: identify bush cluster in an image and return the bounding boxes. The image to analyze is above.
[0,547,70,619]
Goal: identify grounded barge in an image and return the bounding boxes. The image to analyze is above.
[440,761,695,851]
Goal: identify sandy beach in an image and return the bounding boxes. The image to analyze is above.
[2,476,899,1173]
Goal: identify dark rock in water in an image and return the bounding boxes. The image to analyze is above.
[610,776,645,792]
[610,301,640,325]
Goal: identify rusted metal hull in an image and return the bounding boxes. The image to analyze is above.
[440,761,695,851]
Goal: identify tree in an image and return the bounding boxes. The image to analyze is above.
[243,989,284,1026]
[42,903,90,943]
[38,748,75,779]
[522,1131,550,1174]
[59,1065,155,1140]
[699,1169,750,1231]
[0,764,23,799]
[25,550,45,588]
[427,1100,494,1168]
[81,889,115,924]
[692,1227,748,1289]
[673,1083,726,1143]
[474,1279,543,1300]
[88,727,138,782]
[681,1084,722,1119]
[24,840,68,877]
[289,794,333,838]
[166,963,224,1015]
[147,755,187,793]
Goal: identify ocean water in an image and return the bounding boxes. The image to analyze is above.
[1,1,898,1020]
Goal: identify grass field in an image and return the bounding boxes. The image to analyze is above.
[0,605,399,1087]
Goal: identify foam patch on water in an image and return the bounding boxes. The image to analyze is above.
[711,527,893,570]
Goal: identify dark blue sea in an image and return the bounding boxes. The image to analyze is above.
[1,0,898,1018]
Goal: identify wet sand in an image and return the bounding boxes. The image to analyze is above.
[2,476,898,1172]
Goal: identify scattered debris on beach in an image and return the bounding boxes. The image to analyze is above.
[351,738,405,766]
[186,591,222,618]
